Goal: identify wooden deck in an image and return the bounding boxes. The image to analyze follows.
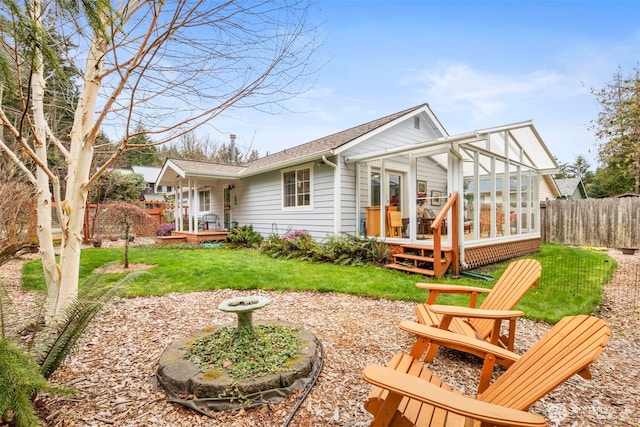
[385,237,541,277]
[156,230,229,245]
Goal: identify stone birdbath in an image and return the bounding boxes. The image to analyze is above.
[217,295,270,332]
[156,295,318,411]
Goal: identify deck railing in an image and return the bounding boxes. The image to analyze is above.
[430,191,460,277]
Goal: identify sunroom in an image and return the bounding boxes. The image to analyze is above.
[346,120,558,274]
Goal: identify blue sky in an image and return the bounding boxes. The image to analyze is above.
[210,0,640,168]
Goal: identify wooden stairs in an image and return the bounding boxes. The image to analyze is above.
[385,244,454,278]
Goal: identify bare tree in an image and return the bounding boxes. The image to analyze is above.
[97,203,157,269]
[0,0,320,321]
[0,158,37,259]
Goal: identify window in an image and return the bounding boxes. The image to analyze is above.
[283,166,311,207]
[199,189,210,212]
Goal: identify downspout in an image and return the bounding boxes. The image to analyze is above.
[321,155,339,235]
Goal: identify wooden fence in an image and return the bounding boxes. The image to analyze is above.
[541,198,640,249]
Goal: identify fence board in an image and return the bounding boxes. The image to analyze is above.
[541,198,640,248]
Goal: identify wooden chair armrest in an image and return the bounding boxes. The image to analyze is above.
[415,283,491,294]
[399,320,519,365]
[429,304,524,320]
[362,365,546,427]
[415,283,490,306]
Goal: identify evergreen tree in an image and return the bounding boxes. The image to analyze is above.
[116,124,162,168]
[591,66,640,194]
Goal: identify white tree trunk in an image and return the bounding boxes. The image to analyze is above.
[51,38,107,321]
[29,1,59,321]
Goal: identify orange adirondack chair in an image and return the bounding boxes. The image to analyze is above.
[414,258,541,361]
[363,315,610,427]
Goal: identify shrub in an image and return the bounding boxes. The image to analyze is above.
[322,233,391,266]
[259,230,390,266]
[156,223,174,236]
[260,230,321,260]
[225,225,263,248]
[0,339,74,426]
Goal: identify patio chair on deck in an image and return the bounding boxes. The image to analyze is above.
[414,258,541,361]
[202,214,219,230]
[363,315,610,427]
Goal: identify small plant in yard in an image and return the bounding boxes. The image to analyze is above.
[156,223,174,237]
[185,325,300,380]
[225,224,263,248]
[97,203,157,268]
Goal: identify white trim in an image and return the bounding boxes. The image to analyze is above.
[335,105,445,156]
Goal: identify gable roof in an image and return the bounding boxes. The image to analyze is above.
[555,177,588,198]
[157,103,438,184]
[242,103,435,173]
[131,166,161,183]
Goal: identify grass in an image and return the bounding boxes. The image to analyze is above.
[21,242,616,323]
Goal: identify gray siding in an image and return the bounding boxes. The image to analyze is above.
[230,163,336,240]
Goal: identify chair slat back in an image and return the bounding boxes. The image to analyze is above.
[479,315,610,410]
[471,259,541,339]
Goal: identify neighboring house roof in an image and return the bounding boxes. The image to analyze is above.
[555,177,588,199]
[612,192,640,198]
[157,103,439,185]
[142,193,165,202]
[131,166,161,184]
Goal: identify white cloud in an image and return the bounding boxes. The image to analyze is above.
[402,62,567,122]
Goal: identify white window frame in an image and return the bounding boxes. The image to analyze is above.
[198,188,211,212]
[282,163,313,209]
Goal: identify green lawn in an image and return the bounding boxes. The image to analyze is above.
[21,242,616,323]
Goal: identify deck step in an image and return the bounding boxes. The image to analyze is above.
[386,243,454,277]
[394,253,434,261]
[393,253,437,263]
[384,263,435,276]
[392,253,449,264]
[156,235,187,245]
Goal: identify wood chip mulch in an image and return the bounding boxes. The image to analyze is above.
[1,244,638,427]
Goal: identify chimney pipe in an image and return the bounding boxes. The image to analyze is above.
[229,134,237,165]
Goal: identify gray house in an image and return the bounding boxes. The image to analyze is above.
[157,103,558,275]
